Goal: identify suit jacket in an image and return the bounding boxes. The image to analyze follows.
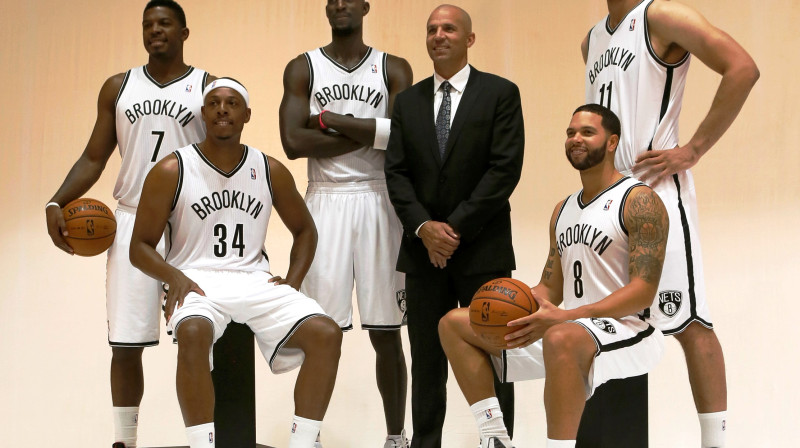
[385,66,524,276]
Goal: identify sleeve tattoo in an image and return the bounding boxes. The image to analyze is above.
[625,189,668,284]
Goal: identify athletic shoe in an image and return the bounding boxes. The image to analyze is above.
[383,429,409,448]
[479,437,509,448]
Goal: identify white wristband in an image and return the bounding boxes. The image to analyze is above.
[45,202,61,209]
[373,117,392,150]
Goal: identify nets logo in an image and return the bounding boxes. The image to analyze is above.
[591,318,617,334]
[658,290,682,317]
[396,289,407,324]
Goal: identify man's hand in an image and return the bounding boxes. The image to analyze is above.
[504,292,569,348]
[164,272,205,322]
[46,204,74,255]
[269,274,301,291]
[633,145,700,185]
[419,221,460,268]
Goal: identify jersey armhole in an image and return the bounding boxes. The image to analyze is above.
[554,195,571,231]
[382,52,389,88]
[114,70,132,107]
[262,152,274,199]
[303,52,314,98]
[171,151,185,211]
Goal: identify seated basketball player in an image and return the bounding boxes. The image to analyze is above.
[129,78,342,448]
[438,105,667,448]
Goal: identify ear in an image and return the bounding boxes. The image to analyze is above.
[244,108,252,124]
[363,1,370,16]
[182,27,190,42]
[466,32,476,48]
[607,134,619,153]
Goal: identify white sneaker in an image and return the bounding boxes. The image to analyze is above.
[479,437,509,448]
[383,429,409,448]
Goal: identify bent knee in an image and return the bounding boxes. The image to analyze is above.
[176,318,214,349]
[438,307,469,338]
[302,317,343,353]
[542,323,592,356]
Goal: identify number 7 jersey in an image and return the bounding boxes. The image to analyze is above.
[585,0,690,172]
[114,65,208,208]
[165,144,273,273]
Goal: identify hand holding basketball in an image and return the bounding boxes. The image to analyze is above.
[60,198,116,256]
[469,278,537,347]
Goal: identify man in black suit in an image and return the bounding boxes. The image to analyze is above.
[384,5,524,448]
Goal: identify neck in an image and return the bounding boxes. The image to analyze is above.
[579,163,623,203]
[198,137,245,171]
[434,59,468,80]
[326,30,368,63]
[145,54,189,83]
[606,0,641,29]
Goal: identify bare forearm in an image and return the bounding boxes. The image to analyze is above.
[283,129,362,160]
[565,280,655,321]
[49,156,109,204]
[686,66,759,159]
[322,112,377,147]
[130,241,183,286]
[283,228,317,289]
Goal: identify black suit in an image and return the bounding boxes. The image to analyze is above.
[385,66,524,448]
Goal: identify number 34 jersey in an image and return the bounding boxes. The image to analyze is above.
[555,177,645,314]
[584,0,690,172]
[166,144,273,273]
[114,66,209,208]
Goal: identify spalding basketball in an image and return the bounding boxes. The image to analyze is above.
[469,278,537,346]
[62,198,116,257]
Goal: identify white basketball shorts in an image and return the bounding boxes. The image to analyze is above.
[492,316,664,398]
[106,205,164,347]
[168,269,332,374]
[301,181,406,331]
[641,169,712,335]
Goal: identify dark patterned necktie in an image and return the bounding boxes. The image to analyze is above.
[435,81,452,158]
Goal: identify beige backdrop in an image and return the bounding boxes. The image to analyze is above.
[1,0,797,447]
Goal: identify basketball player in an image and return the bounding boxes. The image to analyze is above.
[43,2,213,447]
[278,1,413,446]
[438,105,667,448]
[582,2,759,445]
[129,78,342,448]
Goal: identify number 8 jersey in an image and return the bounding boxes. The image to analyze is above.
[555,177,644,314]
[114,66,208,208]
[166,144,273,273]
[584,0,690,173]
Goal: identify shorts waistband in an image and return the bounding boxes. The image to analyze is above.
[306,180,388,194]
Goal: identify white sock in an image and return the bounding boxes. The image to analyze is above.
[186,422,215,448]
[546,439,576,448]
[699,411,727,448]
[470,397,511,445]
[386,429,408,445]
[113,406,139,448]
[289,415,322,448]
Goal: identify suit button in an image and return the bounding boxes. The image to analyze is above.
[439,176,446,184]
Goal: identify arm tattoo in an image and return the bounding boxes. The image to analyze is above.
[542,247,557,281]
[625,189,668,284]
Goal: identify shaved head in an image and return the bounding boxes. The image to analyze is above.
[430,4,472,33]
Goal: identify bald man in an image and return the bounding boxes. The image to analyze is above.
[385,5,524,447]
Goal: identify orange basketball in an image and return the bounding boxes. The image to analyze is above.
[62,198,116,257]
[469,278,537,346]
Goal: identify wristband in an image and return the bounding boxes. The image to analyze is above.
[373,117,392,150]
[45,202,61,209]
[319,110,329,130]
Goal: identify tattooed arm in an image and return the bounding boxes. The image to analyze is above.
[531,200,566,307]
[567,185,669,320]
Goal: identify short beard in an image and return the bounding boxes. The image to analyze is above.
[567,144,606,171]
[332,25,356,37]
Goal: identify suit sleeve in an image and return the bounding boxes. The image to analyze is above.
[385,93,431,236]
[447,81,524,241]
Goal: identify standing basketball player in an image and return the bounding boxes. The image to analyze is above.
[439,105,667,448]
[582,1,759,446]
[279,1,413,446]
[130,78,342,448]
[44,2,213,447]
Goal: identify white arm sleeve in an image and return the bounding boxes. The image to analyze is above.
[373,117,392,150]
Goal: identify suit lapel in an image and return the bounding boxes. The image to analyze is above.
[443,67,481,163]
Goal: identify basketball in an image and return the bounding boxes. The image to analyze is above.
[469,277,537,346]
[62,198,116,257]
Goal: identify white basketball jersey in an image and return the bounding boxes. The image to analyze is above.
[114,66,208,208]
[585,0,690,172]
[305,47,389,182]
[166,144,272,273]
[555,177,644,314]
